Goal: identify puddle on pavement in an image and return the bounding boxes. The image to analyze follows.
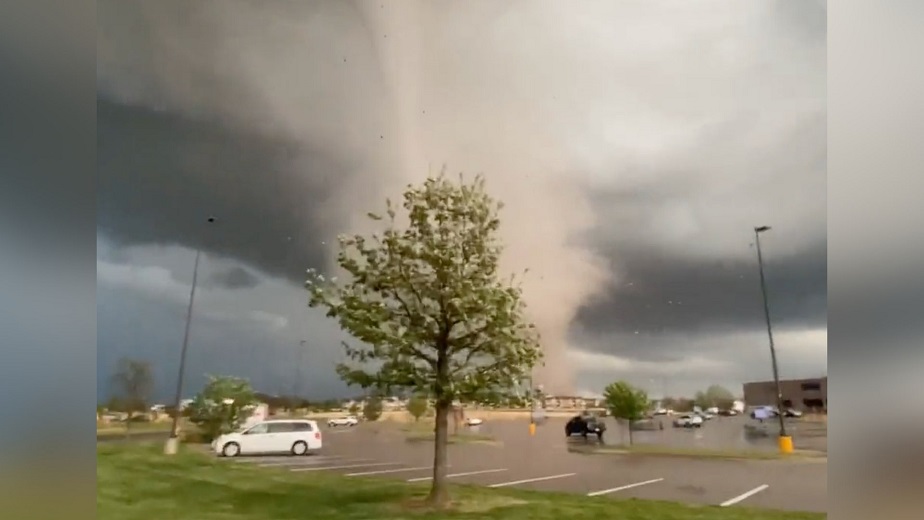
[564,416,825,453]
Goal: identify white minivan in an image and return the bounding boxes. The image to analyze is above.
[212,419,322,457]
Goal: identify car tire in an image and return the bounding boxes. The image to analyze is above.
[291,441,309,456]
[221,442,240,458]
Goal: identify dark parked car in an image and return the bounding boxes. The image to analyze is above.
[565,414,606,440]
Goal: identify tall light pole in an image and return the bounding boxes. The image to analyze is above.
[165,216,215,455]
[753,225,791,452]
[526,370,536,436]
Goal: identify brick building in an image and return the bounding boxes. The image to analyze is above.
[743,376,827,412]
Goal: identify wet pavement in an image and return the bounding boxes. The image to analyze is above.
[465,414,826,452]
[219,416,827,512]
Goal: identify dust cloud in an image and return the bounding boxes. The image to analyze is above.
[98,0,632,394]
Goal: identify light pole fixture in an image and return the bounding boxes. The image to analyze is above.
[165,216,216,455]
[753,225,792,453]
[526,371,536,436]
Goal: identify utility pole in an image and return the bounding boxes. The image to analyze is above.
[165,216,216,455]
[754,226,790,451]
[527,370,536,436]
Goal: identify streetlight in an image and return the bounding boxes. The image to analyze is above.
[164,216,216,455]
[525,371,536,436]
[753,225,792,454]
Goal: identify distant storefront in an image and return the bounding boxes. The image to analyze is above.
[743,377,827,412]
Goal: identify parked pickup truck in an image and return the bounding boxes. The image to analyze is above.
[327,415,359,427]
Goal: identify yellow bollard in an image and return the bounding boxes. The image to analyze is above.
[529,422,536,436]
[778,435,794,454]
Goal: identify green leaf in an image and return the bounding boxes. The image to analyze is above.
[603,380,650,422]
[186,375,259,441]
[304,171,542,406]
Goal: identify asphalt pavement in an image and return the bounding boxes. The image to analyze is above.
[222,416,827,513]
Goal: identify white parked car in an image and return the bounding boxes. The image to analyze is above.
[465,417,483,426]
[327,415,359,427]
[212,419,321,457]
[673,414,704,428]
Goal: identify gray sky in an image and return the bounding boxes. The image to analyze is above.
[95,0,828,401]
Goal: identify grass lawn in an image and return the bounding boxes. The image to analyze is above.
[97,443,824,520]
[577,444,827,461]
[97,422,174,436]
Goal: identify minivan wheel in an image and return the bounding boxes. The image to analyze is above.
[222,442,240,457]
[291,441,309,456]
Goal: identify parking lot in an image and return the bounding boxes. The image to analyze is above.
[223,416,826,513]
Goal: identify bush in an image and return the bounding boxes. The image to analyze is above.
[363,396,383,422]
[186,375,258,442]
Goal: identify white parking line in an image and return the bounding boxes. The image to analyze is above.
[259,458,366,467]
[720,484,769,507]
[587,478,665,497]
[346,466,435,477]
[291,462,401,472]
[235,456,340,464]
[488,473,576,488]
[407,468,507,482]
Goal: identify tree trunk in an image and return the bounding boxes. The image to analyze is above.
[627,419,633,445]
[427,338,452,508]
[426,400,451,507]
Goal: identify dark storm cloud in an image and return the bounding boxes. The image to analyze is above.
[576,239,827,340]
[0,19,94,267]
[94,0,831,395]
[97,98,345,283]
[207,266,261,290]
[96,282,350,401]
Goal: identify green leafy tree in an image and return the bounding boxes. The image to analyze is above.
[186,375,258,442]
[363,395,384,422]
[694,385,735,409]
[306,172,542,507]
[110,358,154,435]
[348,403,360,415]
[407,394,429,422]
[603,381,650,445]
